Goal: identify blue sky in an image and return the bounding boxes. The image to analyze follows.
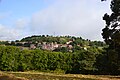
[0,0,53,27]
[0,0,111,41]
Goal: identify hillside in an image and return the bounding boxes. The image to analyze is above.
[0,35,115,75]
[5,35,106,52]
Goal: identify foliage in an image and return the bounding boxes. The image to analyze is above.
[101,0,120,74]
[0,45,103,74]
[0,36,107,74]
[19,35,105,47]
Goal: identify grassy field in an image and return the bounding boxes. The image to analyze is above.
[0,71,28,80]
[1,71,118,80]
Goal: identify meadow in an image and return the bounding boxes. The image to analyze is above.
[0,71,119,80]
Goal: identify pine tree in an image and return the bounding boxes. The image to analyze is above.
[102,0,120,74]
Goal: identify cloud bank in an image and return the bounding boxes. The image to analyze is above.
[0,0,111,41]
[0,24,20,40]
[30,0,110,40]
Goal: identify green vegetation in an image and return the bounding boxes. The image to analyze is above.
[100,0,120,75]
[7,35,106,53]
[0,35,113,75]
[0,45,101,74]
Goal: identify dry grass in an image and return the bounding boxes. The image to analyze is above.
[0,71,28,80]
[0,71,119,80]
[6,71,120,80]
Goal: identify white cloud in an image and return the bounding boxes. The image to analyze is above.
[30,0,110,40]
[0,0,111,41]
[0,24,20,40]
[0,18,30,41]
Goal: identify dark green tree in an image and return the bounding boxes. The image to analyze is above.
[101,0,120,74]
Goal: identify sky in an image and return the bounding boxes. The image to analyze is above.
[0,0,111,41]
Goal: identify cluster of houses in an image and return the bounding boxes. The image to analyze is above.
[0,39,89,51]
[14,40,74,51]
[30,41,73,50]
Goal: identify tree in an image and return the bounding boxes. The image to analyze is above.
[101,0,120,74]
[31,50,48,71]
[0,46,20,71]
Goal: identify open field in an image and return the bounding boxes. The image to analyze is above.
[0,71,28,80]
[1,71,119,80]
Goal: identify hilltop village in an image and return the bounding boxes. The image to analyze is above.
[15,40,73,51]
[0,35,106,52]
[0,35,111,75]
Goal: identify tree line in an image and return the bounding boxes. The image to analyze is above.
[0,45,105,74]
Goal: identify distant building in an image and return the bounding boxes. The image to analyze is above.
[41,42,59,50]
[30,44,36,49]
[67,45,73,49]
